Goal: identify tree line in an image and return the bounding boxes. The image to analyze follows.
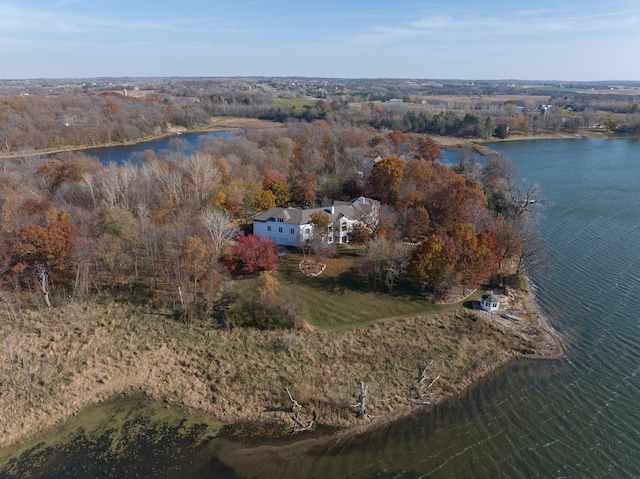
[0,92,208,152]
[0,119,541,327]
[3,78,639,156]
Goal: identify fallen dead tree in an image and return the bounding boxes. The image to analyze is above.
[285,388,315,434]
[410,361,441,406]
[290,412,315,433]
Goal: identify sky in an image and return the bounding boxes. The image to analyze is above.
[0,0,639,81]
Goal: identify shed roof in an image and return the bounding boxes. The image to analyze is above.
[482,294,501,303]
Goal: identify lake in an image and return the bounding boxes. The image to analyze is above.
[210,141,640,478]
[2,138,639,478]
[80,130,235,164]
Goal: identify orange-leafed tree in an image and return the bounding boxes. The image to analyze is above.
[10,209,80,306]
[430,175,487,229]
[388,130,409,155]
[368,156,405,204]
[417,136,443,162]
[409,224,501,296]
[398,159,439,208]
[11,209,80,273]
[474,229,502,280]
[262,170,291,206]
[444,223,481,293]
[409,233,448,292]
[291,171,320,207]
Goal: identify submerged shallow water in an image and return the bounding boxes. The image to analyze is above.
[2,138,639,478]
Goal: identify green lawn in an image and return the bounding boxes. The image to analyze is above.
[276,253,459,330]
[273,97,317,108]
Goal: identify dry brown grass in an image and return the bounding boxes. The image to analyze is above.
[0,296,540,448]
[208,117,283,129]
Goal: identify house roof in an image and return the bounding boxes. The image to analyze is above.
[482,294,501,303]
[253,197,379,225]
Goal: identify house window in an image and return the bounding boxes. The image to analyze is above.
[290,228,295,234]
[277,218,284,223]
[278,227,283,233]
[328,235,333,243]
[341,223,347,231]
[267,226,271,232]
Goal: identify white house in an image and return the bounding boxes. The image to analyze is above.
[252,197,379,248]
[480,294,501,313]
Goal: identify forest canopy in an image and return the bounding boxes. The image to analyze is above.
[0,113,542,323]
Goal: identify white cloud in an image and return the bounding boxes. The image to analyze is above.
[409,15,453,30]
[0,4,172,34]
[352,6,640,46]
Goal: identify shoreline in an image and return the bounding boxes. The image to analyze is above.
[0,117,281,160]
[211,289,566,472]
[0,284,564,456]
[0,122,565,458]
[432,131,623,158]
[214,283,566,453]
[0,125,618,162]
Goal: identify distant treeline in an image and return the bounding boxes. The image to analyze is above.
[2,78,640,154]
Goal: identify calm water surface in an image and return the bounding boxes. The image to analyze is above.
[81,130,235,164]
[2,138,639,478]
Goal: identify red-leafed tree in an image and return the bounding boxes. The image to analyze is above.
[223,233,280,274]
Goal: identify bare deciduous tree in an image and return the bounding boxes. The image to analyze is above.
[200,207,239,255]
[185,153,220,207]
[516,226,548,276]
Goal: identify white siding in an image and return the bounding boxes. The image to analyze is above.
[253,221,304,247]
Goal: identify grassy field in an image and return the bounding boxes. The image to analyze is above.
[0,250,538,456]
[276,253,460,330]
[273,97,318,108]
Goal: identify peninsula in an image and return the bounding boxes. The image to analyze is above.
[2,76,621,459]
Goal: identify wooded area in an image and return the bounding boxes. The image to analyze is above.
[1,77,640,155]
[0,107,542,326]
[5,76,627,325]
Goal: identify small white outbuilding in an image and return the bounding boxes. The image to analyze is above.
[480,294,501,313]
